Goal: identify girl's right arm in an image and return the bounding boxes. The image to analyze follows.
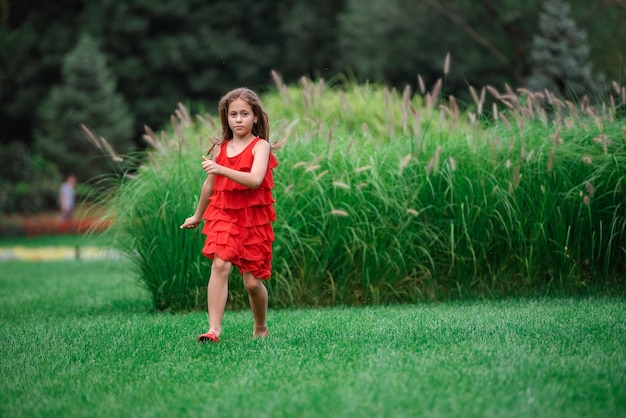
[180,174,215,229]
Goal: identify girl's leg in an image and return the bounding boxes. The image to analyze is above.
[242,272,268,337]
[206,256,232,337]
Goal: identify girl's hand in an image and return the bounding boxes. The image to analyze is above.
[202,156,222,175]
[180,215,202,229]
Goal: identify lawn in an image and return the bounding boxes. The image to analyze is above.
[0,233,113,248]
[1,259,625,417]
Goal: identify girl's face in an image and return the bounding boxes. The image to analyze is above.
[227,98,257,139]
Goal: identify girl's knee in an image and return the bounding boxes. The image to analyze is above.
[211,257,231,275]
[243,274,263,293]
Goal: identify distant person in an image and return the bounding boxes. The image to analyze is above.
[180,87,278,343]
[59,174,77,221]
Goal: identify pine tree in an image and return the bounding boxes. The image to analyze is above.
[526,0,592,98]
[34,34,134,182]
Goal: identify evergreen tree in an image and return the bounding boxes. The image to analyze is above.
[34,34,134,182]
[82,0,286,131]
[0,0,84,146]
[526,0,592,97]
[279,0,347,81]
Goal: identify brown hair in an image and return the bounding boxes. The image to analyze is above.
[218,87,269,141]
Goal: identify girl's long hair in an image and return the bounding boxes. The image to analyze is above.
[218,87,269,141]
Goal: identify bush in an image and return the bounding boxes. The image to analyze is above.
[104,105,213,312]
[105,78,626,312]
[0,142,61,213]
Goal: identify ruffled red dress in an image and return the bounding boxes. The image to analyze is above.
[201,137,278,280]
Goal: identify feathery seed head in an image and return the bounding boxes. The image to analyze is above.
[315,170,328,180]
[400,154,411,169]
[448,156,457,171]
[305,164,322,172]
[418,75,426,95]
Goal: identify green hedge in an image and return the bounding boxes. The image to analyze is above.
[106,81,626,311]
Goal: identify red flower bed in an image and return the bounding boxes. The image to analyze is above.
[0,208,113,237]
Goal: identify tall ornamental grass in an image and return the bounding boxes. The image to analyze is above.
[100,106,212,311]
[104,76,626,311]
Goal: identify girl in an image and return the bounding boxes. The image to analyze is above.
[180,87,278,343]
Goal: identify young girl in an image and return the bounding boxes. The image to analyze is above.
[180,87,278,343]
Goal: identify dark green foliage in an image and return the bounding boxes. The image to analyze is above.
[34,34,134,182]
[2,0,625,218]
[336,0,542,95]
[526,0,592,97]
[279,0,347,80]
[81,0,287,133]
[0,0,84,146]
[0,142,61,213]
[3,0,625,150]
[0,1,7,24]
[338,0,429,82]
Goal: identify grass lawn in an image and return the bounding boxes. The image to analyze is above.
[0,233,113,248]
[1,260,625,418]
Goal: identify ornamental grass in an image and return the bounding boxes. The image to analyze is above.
[103,75,626,311]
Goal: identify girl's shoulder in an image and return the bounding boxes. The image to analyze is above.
[254,138,278,169]
[252,137,270,153]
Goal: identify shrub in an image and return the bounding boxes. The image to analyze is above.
[105,77,626,312]
[0,142,61,213]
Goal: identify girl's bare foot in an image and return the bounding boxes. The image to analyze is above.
[253,326,269,338]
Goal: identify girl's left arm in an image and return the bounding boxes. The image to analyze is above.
[201,140,270,189]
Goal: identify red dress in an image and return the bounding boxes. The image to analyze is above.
[201,137,278,279]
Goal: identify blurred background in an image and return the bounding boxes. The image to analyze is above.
[1,0,625,217]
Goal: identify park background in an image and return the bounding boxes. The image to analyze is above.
[1,0,626,214]
[1,1,626,416]
[1,0,624,303]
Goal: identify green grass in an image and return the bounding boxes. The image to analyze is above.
[0,232,113,248]
[1,260,625,417]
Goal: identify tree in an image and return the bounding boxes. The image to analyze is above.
[278,0,347,81]
[81,0,287,133]
[0,0,84,146]
[335,0,539,96]
[526,0,592,97]
[2,0,624,155]
[34,34,134,182]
